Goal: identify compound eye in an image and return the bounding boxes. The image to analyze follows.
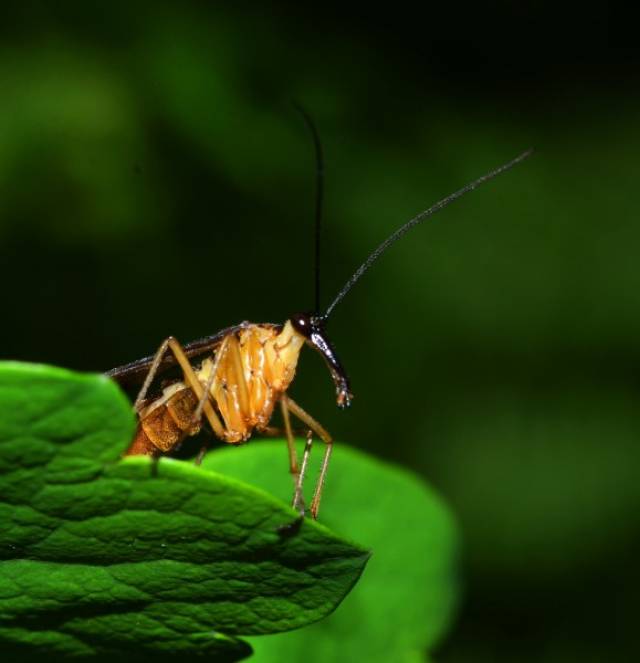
[290,312,311,336]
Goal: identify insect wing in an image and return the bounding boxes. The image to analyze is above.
[105,322,255,386]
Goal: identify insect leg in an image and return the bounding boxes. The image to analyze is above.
[192,337,228,427]
[282,395,333,520]
[192,362,223,467]
[133,337,173,412]
[140,336,227,440]
[194,437,210,466]
[280,398,300,477]
[292,430,313,513]
[281,397,304,510]
[227,336,251,417]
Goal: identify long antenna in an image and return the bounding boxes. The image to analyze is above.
[293,102,324,314]
[324,148,533,320]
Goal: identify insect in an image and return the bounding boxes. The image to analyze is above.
[107,111,531,519]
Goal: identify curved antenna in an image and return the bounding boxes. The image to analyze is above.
[293,102,324,314]
[324,148,533,319]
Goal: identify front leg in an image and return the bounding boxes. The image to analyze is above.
[281,395,333,520]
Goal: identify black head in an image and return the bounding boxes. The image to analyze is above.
[290,312,353,408]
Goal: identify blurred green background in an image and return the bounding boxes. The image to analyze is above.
[1,3,636,662]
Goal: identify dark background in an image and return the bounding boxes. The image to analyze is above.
[1,3,636,662]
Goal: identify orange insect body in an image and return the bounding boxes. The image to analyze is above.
[127,321,306,455]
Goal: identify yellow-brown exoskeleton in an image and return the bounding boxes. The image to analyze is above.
[107,113,531,519]
[109,313,352,518]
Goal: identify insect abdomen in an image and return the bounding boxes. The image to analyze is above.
[126,387,200,456]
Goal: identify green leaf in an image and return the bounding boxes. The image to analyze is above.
[0,362,370,661]
[203,441,460,663]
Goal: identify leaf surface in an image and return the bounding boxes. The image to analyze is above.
[204,441,460,663]
[0,362,369,661]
